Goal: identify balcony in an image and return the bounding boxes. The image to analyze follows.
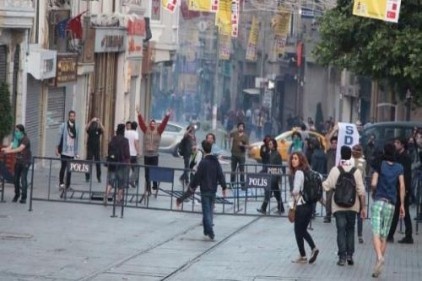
[0,0,35,29]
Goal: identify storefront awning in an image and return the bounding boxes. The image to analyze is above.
[243,88,260,95]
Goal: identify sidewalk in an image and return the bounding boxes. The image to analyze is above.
[0,184,420,281]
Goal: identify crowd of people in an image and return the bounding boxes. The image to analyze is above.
[2,109,422,278]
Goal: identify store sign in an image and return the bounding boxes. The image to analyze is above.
[55,54,78,84]
[127,18,145,36]
[127,35,143,58]
[95,28,126,53]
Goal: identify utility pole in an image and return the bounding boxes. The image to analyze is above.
[212,27,219,130]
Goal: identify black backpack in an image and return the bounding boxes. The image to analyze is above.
[334,166,357,207]
[106,137,122,171]
[302,170,323,204]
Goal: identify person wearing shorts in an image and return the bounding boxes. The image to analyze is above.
[370,143,405,278]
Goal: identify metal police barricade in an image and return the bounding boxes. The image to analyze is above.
[239,173,271,214]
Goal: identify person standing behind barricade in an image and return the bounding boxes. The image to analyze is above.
[137,107,171,194]
[125,121,140,188]
[179,125,196,186]
[324,132,338,223]
[56,110,79,192]
[229,122,249,189]
[387,137,413,244]
[370,143,405,278]
[183,140,227,240]
[257,138,284,215]
[322,146,366,266]
[1,124,32,204]
[260,135,271,173]
[289,152,319,264]
[104,124,130,205]
[311,139,327,217]
[85,117,104,183]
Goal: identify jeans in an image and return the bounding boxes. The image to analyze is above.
[388,192,412,238]
[334,211,356,258]
[201,192,216,236]
[144,156,159,190]
[59,155,74,188]
[230,155,245,185]
[14,162,30,199]
[180,155,190,184]
[85,147,101,182]
[325,190,334,217]
[357,213,363,237]
[294,204,316,257]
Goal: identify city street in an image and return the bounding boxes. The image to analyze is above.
[1,151,421,281]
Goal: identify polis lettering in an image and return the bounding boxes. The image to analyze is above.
[69,163,90,173]
[248,177,268,187]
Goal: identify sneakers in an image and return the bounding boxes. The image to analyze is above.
[372,257,384,278]
[323,216,331,223]
[337,258,346,266]
[12,195,19,202]
[347,256,354,266]
[256,208,266,215]
[398,236,414,244]
[19,199,26,204]
[59,184,65,191]
[292,256,307,264]
[309,248,319,264]
[358,236,364,244]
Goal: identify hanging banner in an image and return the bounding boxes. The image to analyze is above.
[335,122,360,165]
[352,0,401,23]
[271,12,291,36]
[231,0,239,37]
[188,0,219,12]
[272,35,287,60]
[246,16,259,61]
[218,34,231,60]
[216,0,231,35]
[162,0,178,13]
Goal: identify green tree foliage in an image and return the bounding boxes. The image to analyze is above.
[314,0,422,100]
[0,83,13,141]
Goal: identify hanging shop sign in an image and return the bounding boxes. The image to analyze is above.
[94,28,126,53]
[55,53,78,85]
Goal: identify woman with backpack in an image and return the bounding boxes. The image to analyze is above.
[289,152,319,264]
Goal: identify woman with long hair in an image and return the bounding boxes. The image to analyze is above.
[289,152,319,264]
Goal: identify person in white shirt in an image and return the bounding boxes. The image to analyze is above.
[125,121,140,187]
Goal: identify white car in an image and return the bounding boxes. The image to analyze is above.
[157,121,187,155]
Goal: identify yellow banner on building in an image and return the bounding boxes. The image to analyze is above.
[271,12,291,36]
[188,0,219,12]
[246,16,259,61]
[216,0,231,35]
[162,0,178,13]
[353,0,401,23]
[218,34,231,60]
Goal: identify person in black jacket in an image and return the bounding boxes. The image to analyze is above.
[387,137,413,243]
[260,135,271,172]
[182,140,227,240]
[179,125,196,186]
[257,138,284,214]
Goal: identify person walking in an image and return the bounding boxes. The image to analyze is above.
[324,136,338,223]
[229,122,249,188]
[323,146,366,266]
[1,124,32,204]
[125,121,140,188]
[180,140,227,240]
[85,117,104,183]
[260,135,271,172]
[370,142,405,278]
[351,144,367,244]
[289,152,319,264]
[137,108,171,194]
[104,124,130,205]
[56,110,79,191]
[257,138,284,214]
[387,137,413,244]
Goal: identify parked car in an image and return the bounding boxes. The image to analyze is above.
[361,121,422,150]
[248,129,328,162]
[158,121,187,155]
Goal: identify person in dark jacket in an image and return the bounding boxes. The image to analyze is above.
[103,124,130,205]
[179,125,196,186]
[180,140,227,240]
[260,135,271,172]
[257,138,284,214]
[387,137,413,243]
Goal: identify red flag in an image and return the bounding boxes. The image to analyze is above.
[296,41,303,67]
[67,11,87,39]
